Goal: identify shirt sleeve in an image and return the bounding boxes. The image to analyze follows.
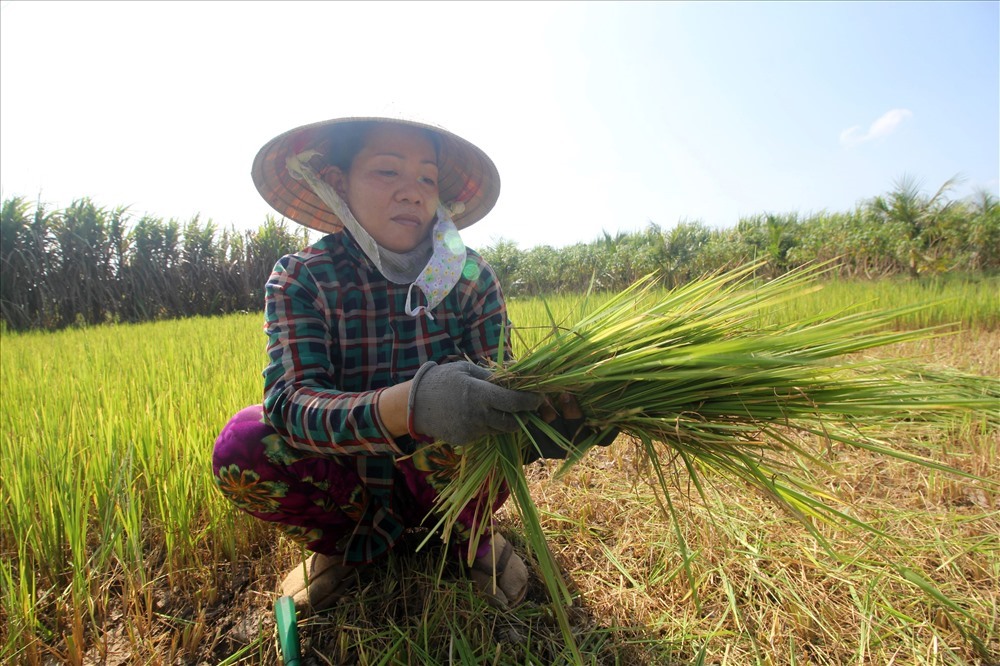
[261,253,403,457]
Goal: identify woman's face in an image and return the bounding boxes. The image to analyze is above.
[331,124,440,253]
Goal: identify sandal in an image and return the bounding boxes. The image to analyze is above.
[278,551,358,618]
[468,534,529,608]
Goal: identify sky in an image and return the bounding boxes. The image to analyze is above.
[1,1,997,252]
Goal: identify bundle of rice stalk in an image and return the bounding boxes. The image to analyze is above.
[425,262,997,659]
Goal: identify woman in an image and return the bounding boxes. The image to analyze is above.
[213,116,603,617]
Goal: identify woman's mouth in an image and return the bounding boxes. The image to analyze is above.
[392,215,422,228]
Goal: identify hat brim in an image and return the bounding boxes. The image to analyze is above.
[252,117,501,234]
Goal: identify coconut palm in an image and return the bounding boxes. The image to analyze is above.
[866,175,962,278]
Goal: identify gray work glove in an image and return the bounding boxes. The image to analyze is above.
[408,361,542,445]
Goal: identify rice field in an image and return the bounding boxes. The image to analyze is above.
[1,275,997,665]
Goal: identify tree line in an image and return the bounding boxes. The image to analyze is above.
[483,176,999,297]
[0,197,309,331]
[2,176,997,331]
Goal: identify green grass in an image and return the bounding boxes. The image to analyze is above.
[1,275,997,664]
[0,315,269,663]
[506,273,1000,338]
[753,273,1000,330]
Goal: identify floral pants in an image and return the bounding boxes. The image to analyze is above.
[212,405,506,563]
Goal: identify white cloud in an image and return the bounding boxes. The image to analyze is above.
[840,108,913,147]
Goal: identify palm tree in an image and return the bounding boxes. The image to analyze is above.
[866,174,961,278]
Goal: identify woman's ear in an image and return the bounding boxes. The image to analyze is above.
[322,166,349,200]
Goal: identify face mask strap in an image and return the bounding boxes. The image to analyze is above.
[404,282,434,320]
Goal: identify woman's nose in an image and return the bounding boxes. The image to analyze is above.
[395,177,423,204]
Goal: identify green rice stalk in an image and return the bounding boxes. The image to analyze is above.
[426,261,997,657]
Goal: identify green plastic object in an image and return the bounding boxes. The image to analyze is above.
[274,595,301,665]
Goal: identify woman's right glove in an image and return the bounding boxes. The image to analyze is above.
[408,361,542,445]
[522,393,619,463]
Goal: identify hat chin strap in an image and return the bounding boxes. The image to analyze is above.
[286,151,467,316]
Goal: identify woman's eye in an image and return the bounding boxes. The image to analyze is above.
[377,170,398,177]
[421,176,438,186]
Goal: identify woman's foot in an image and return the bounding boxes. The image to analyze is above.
[468,534,529,608]
[279,551,357,617]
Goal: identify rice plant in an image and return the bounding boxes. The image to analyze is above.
[1,264,996,663]
[432,261,999,661]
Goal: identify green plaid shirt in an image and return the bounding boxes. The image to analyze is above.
[262,231,510,563]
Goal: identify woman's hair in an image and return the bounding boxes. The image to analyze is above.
[325,121,442,172]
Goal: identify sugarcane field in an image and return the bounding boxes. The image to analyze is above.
[2,184,998,665]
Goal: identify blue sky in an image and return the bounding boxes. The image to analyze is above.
[1,1,997,251]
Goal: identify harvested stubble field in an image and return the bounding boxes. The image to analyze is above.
[0,275,997,665]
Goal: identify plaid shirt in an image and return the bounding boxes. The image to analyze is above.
[262,230,510,563]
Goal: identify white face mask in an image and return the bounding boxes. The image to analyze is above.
[286,149,467,319]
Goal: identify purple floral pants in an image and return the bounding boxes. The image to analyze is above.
[212,405,506,563]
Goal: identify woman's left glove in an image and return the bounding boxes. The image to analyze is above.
[408,361,542,445]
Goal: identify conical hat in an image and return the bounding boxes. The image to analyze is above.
[251,116,501,234]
